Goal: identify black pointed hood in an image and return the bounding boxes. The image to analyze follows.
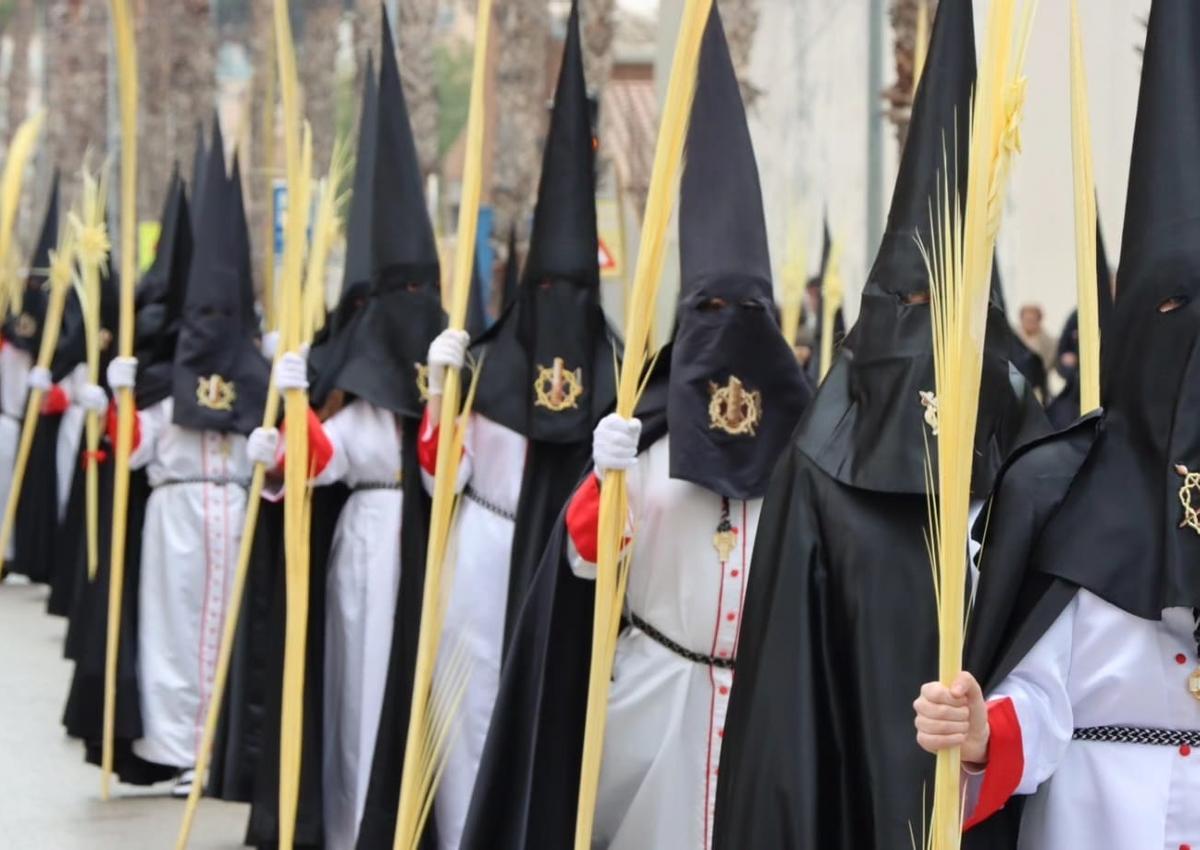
[1096,213,1114,337]
[5,172,59,355]
[797,0,1047,496]
[992,258,1048,395]
[466,255,489,338]
[667,5,812,500]
[318,11,445,418]
[190,123,207,203]
[134,170,194,409]
[501,229,520,311]
[1036,0,1200,618]
[170,124,268,433]
[470,0,615,442]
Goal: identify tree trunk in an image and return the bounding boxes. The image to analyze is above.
[44,0,109,202]
[884,0,936,151]
[491,0,548,247]
[3,0,36,148]
[396,0,440,178]
[719,0,761,107]
[138,0,216,214]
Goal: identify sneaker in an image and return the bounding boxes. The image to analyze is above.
[171,768,197,799]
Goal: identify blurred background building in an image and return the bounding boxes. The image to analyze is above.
[0,0,1152,344]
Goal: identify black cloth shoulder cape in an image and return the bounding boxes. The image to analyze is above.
[710,412,1100,850]
[60,453,175,785]
[242,486,348,847]
[352,417,434,850]
[458,355,670,850]
[7,413,63,583]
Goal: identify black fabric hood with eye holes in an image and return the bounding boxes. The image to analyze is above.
[4,172,58,356]
[667,5,812,501]
[470,0,615,443]
[317,11,445,420]
[170,127,268,435]
[1033,0,1200,618]
[796,0,1047,497]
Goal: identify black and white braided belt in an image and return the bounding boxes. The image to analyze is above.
[463,484,516,522]
[1073,726,1200,747]
[628,611,735,671]
[155,476,250,490]
[354,480,403,492]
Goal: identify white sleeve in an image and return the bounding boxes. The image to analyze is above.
[312,405,352,487]
[128,400,168,471]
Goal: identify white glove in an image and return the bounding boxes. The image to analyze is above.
[78,383,110,414]
[106,356,138,390]
[261,330,281,361]
[247,427,280,467]
[274,351,309,392]
[593,414,642,475]
[26,366,52,392]
[427,329,470,397]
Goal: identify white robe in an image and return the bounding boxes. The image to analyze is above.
[55,364,89,521]
[429,412,526,850]
[568,436,762,850]
[0,344,31,559]
[130,398,251,769]
[312,400,405,850]
[973,590,1200,850]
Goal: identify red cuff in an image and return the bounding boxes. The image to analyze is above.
[41,384,69,416]
[279,408,334,479]
[418,408,439,476]
[566,475,602,563]
[105,401,141,454]
[964,697,1025,831]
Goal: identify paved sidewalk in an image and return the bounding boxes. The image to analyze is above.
[0,579,249,850]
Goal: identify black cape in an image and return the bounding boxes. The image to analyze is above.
[710,413,1101,850]
[459,355,670,850]
[8,411,62,583]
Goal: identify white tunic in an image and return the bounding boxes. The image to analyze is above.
[430,412,526,850]
[55,364,89,520]
[130,398,251,769]
[976,590,1200,850]
[313,400,405,850]
[0,344,31,559]
[568,436,762,850]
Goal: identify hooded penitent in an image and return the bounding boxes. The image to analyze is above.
[1034,0,1200,618]
[170,129,268,434]
[796,0,1045,498]
[667,5,811,500]
[470,0,614,444]
[134,169,193,410]
[320,19,444,419]
[990,260,1048,396]
[4,173,59,355]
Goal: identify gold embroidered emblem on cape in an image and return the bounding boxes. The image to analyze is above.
[14,313,37,339]
[196,374,237,411]
[1189,666,1200,702]
[708,376,762,436]
[1175,464,1200,536]
[415,362,431,403]
[534,357,584,412]
[920,390,940,436]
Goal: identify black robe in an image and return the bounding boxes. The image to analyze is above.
[459,362,670,850]
[48,441,86,618]
[60,457,176,785]
[710,415,1101,850]
[8,412,62,583]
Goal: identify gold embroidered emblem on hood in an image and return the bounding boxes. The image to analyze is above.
[534,357,584,412]
[196,374,237,411]
[708,376,762,436]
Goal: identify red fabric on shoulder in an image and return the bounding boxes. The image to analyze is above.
[105,401,141,454]
[306,408,333,477]
[41,384,69,416]
[964,697,1025,831]
[566,474,602,563]
[418,407,439,476]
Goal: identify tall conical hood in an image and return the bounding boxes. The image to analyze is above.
[668,5,811,500]
[319,6,445,418]
[1035,0,1200,618]
[341,50,378,301]
[523,0,598,287]
[6,172,59,354]
[373,14,439,285]
[171,123,268,433]
[866,0,975,296]
[678,5,771,298]
[471,3,615,442]
[1096,212,1114,337]
[501,228,520,310]
[190,123,207,202]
